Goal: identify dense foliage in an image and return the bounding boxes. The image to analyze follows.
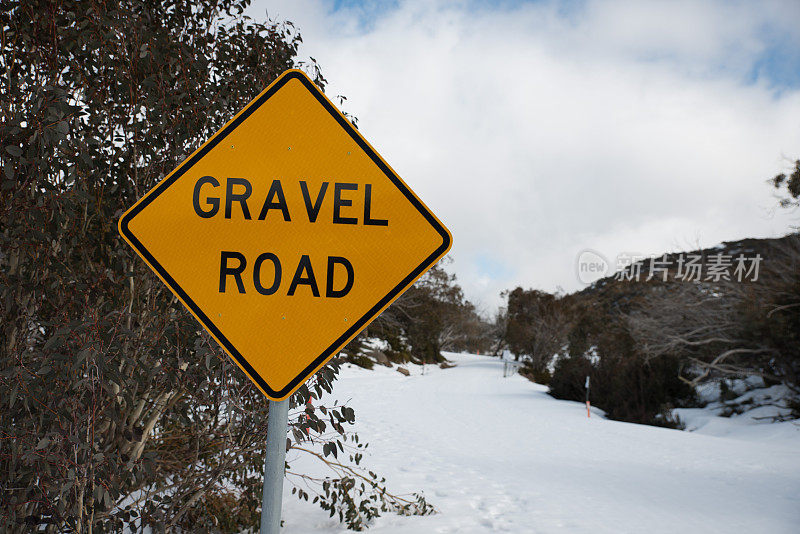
[504,288,566,370]
[502,232,799,426]
[345,262,494,366]
[0,1,432,531]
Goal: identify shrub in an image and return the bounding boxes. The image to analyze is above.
[594,353,695,425]
[652,409,685,430]
[549,355,594,401]
[344,353,375,370]
[549,351,694,426]
[520,365,552,385]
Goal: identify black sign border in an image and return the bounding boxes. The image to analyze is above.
[119,71,451,399]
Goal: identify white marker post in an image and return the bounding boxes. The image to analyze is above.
[585,375,591,418]
[260,398,290,533]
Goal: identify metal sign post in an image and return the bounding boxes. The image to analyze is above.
[260,398,290,534]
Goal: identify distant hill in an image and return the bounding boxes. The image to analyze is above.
[571,232,799,308]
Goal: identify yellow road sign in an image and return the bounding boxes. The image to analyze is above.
[119,70,451,400]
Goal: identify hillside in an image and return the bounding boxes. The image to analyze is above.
[575,232,799,301]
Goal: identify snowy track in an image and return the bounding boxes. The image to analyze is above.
[281,353,800,533]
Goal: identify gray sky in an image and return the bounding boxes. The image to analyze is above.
[248,0,800,312]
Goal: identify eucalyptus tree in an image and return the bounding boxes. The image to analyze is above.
[1,1,430,531]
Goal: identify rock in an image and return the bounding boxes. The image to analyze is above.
[439,361,456,369]
[396,367,410,376]
[368,349,392,367]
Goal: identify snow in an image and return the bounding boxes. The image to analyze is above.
[676,382,800,444]
[281,353,800,533]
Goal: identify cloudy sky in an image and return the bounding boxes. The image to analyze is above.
[248,0,800,312]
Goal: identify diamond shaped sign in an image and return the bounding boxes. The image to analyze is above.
[119,70,452,400]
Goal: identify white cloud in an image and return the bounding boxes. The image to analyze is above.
[249,0,800,311]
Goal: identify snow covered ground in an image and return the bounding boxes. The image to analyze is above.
[280,353,800,533]
[676,380,800,445]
